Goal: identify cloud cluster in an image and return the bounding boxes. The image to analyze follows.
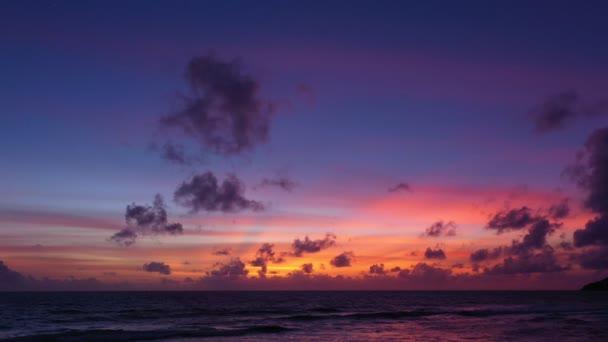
[369,263,386,275]
[301,263,313,274]
[487,207,539,233]
[483,249,567,275]
[423,221,456,237]
[142,261,172,275]
[531,91,608,133]
[548,199,570,220]
[160,54,275,156]
[424,247,446,260]
[388,182,411,193]
[568,128,608,269]
[0,260,25,290]
[469,247,504,263]
[292,233,337,257]
[158,142,192,165]
[257,176,297,192]
[471,201,568,274]
[109,194,183,246]
[249,243,284,277]
[330,252,354,267]
[210,258,249,278]
[212,248,231,256]
[174,172,264,213]
[398,263,452,281]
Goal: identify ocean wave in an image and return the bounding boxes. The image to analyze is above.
[2,325,294,342]
[281,306,602,322]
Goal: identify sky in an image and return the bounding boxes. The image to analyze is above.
[1,0,608,290]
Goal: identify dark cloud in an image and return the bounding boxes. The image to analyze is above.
[559,241,575,251]
[451,263,464,269]
[511,219,558,254]
[109,194,183,246]
[484,249,567,275]
[569,128,608,214]
[174,172,264,213]
[532,91,580,133]
[330,252,354,267]
[473,218,557,263]
[212,248,231,256]
[566,128,608,270]
[109,229,138,247]
[210,258,249,277]
[531,91,608,133]
[142,262,172,275]
[369,263,386,275]
[160,54,275,156]
[292,233,336,257]
[389,266,401,272]
[548,199,570,220]
[469,248,503,263]
[487,207,540,233]
[388,182,411,193]
[257,176,297,192]
[249,243,284,277]
[398,263,453,281]
[160,142,189,165]
[573,214,608,247]
[301,263,313,274]
[0,260,25,289]
[574,247,608,270]
[424,247,447,260]
[423,220,456,237]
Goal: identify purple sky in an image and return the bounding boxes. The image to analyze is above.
[1,0,608,290]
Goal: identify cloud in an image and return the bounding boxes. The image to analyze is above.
[388,182,411,193]
[531,91,608,133]
[330,252,354,267]
[249,243,284,277]
[109,194,183,246]
[473,217,557,263]
[301,263,313,274]
[423,220,456,237]
[396,263,453,282]
[548,199,570,220]
[174,172,264,213]
[109,229,138,247]
[257,176,297,192]
[487,207,540,233]
[469,247,503,263]
[511,219,558,255]
[424,247,446,260]
[567,128,608,270]
[389,266,401,272]
[573,214,608,247]
[160,54,275,156]
[0,260,25,289]
[212,248,231,256]
[292,233,336,257]
[210,258,249,277]
[142,262,172,275]
[483,249,567,275]
[574,247,608,269]
[159,142,190,165]
[369,263,386,275]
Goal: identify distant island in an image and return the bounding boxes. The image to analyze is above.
[581,278,608,291]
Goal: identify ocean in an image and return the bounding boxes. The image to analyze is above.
[1,291,607,341]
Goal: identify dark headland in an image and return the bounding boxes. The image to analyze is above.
[581,278,608,291]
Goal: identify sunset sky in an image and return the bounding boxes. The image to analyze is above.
[2,0,608,290]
